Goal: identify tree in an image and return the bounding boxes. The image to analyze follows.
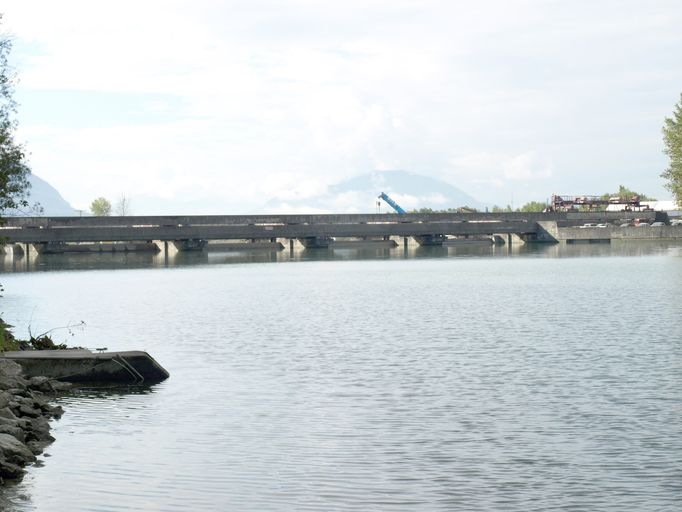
[408,206,479,214]
[491,204,513,213]
[114,194,132,216]
[519,201,548,212]
[662,93,682,205]
[0,20,31,220]
[600,185,654,201]
[90,197,111,216]
[0,19,32,339]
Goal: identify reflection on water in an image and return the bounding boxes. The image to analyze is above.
[3,240,681,273]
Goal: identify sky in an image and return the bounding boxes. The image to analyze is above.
[2,0,682,214]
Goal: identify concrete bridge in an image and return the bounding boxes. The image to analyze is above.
[0,211,660,254]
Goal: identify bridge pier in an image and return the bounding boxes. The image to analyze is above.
[531,221,560,243]
[31,242,65,254]
[413,234,446,246]
[30,241,160,254]
[171,239,208,252]
[9,244,24,257]
[298,236,334,249]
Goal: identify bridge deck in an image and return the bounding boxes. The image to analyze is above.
[0,212,657,244]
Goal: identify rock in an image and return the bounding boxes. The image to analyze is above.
[27,376,51,390]
[0,459,26,480]
[0,415,29,431]
[26,417,52,443]
[0,360,28,391]
[25,440,46,456]
[0,360,24,379]
[17,405,40,419]
[48,380,72,392]
[0,359,69,484]
[42,404,64,418]
[0,408,18,421]
[5,389,28,399]
[0,425,25,442]
[27,376,72,393]
[0,392,12,409]
[0,434,36,465]
[15,395,36,407]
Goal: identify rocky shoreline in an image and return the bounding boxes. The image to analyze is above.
[0,359,70,482]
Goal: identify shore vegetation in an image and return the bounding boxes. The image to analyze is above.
[0,18,31,217]
[1,16,34,349]
[662,93,682,205]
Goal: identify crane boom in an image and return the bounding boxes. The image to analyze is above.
[378,192,406,214]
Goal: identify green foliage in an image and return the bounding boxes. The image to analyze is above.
[0,316,79,352]
[491,205,513,213]
[599,185,654,202]
[29,334,68,350]
[0,22,31,220]
[519,201,547,212]
[662,93,682,205]
[90,197,112,216]
[408,207,479,213]
[0,317,21,351]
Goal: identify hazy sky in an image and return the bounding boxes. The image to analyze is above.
[3,0,682,214]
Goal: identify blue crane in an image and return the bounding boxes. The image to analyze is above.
[378,192,407,214]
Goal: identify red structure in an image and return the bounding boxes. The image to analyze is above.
[549,194,650,212]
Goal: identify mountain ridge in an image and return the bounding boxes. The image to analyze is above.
[1,174,77,217]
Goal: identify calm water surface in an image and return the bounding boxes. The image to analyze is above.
[0,242,680,511]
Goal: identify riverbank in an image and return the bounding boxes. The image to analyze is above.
[0,312,73,484]
[0,358,69,481]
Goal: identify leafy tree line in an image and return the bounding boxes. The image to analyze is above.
[0,18,30,218]
[0,18,32,348]
[662,93,682,205]
[600,185,655,202]
[90,194,132,216]
[409,206,478,214]
[409,186,653,214]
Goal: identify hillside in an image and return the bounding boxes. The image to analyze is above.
[2,174,77,217]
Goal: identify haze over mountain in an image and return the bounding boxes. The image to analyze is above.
[265,171,484,213]
[2,174,78,217]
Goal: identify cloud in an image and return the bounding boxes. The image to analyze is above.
[450,151,552,183]
[2,0,681,212]
[503,152,553,181]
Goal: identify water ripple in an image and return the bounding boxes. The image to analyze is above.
[0,251,680,511]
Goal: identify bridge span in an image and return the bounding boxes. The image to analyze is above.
[0,211,659,254]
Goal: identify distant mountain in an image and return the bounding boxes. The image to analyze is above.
[2,174,77,217]
[265,170,483,213]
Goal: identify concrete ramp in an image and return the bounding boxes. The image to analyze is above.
[534,221,559,242]
[0,350,170,384]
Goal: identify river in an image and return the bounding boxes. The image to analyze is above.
[0,241,680,511]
